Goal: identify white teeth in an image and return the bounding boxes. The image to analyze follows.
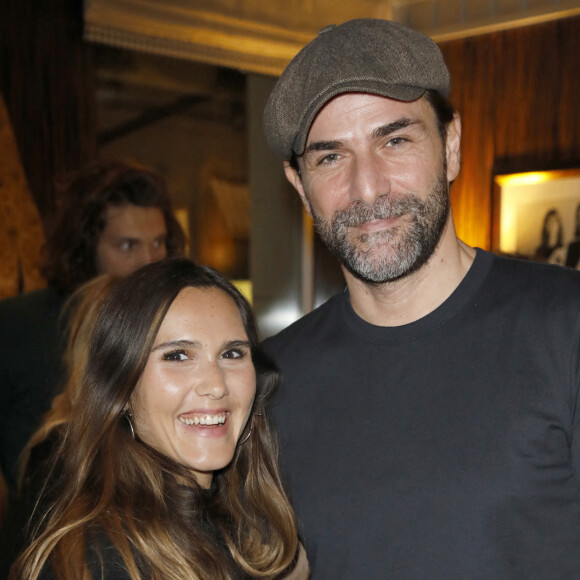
[179,414,226,426]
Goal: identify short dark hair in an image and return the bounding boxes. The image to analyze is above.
[41,160,185,294]
[288,89,456,173]
[423,89,456,142]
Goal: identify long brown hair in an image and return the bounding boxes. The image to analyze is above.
[13,259,298,579]
[18,274,117,485]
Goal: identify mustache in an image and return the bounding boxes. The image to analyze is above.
[331,195,424,229]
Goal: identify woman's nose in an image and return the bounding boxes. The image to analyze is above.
[194,361,228,400]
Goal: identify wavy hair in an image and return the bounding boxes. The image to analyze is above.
[13,259,298,580]
[18,274,117,485]
[41,160,186,294]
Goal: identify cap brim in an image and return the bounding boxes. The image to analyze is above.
[293,81,425,157]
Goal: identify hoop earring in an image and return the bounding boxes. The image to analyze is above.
[237,412,262,446]
[238,427,252,446]
[124,410,135,440]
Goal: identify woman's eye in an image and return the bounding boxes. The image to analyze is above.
[221,349,245,360]
[163,350,188,361]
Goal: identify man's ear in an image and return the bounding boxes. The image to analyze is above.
[445,113,461,183]
[284,161,313,218]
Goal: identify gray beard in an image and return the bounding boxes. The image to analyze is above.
[312,167,450,285]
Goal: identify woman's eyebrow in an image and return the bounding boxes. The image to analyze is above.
[220,339,251,350]
[151,339,200,351]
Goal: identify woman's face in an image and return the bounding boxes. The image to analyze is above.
[131,286,256,488]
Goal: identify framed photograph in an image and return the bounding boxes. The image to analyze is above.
[492,168,580,268]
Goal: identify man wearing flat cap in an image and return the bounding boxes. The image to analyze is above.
[262,18,580,578]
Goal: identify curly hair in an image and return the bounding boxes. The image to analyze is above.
[13,258,298,580]
[41,161,185,294]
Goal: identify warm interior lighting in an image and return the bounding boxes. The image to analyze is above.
[495,168,580,256]
[495,171,553,187]
[232,279,252,304]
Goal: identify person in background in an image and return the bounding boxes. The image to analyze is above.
[0,274,116,576]
[4,258,304,580]
[533,208,565,264]
[0,160,185,497]
[262,18,580,578]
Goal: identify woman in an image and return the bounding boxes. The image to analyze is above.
[9,258,301,579]
[534,208,565,264]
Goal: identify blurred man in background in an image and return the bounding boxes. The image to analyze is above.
[0,160,185,497]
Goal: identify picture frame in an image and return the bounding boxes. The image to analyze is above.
[492,167,580,267]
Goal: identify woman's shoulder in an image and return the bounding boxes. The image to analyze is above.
[86,528,137,580]
[36,529,135,580]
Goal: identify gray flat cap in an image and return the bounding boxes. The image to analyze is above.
[263,18,450,160]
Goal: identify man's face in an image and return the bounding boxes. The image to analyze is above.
[284,93,461,284]
[95,204,168,277]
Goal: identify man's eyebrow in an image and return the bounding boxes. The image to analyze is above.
[372,118,422,139]
[303,118,424,157]
[303,140,343,156]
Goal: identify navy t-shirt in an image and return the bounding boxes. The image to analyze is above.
[265,250,580,578]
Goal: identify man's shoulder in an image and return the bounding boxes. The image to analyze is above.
[0,287,66,349]
[490,252,580,298]
[481,253,580,333]
[263,292,345,353]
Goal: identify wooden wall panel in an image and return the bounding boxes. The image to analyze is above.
[439,15,580,250]
[0,95,46,298]
[442,36,495,249]
[0,0,97,220]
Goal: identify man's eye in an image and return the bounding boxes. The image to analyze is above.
[163,350,187,361]
[318,153,340,166]
[152,238,166,249]
[119,240,136,251]
[387,137,407,147]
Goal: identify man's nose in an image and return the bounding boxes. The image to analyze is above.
[350,153,390,206]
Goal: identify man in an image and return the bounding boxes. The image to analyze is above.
[0,160,185,496]
[262,19,580,578]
